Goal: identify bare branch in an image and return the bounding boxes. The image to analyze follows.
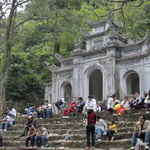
[15,0,31,9]
[14,14,36,30]
[128,0,144,7]
[92,9,112,18]
[108,0,136,2]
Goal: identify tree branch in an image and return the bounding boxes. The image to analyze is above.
[14,14,36,30]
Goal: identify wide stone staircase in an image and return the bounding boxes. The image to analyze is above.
[0,109,149,150]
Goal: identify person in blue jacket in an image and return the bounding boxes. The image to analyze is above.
[55,98,65,113]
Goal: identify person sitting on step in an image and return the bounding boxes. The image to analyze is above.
[144,91,150,113]
[82,96,97,115]
[28,105,37,116]
[106,120,117,141]
[34,124,48,148]
[0,112,14,132]
[42,100,53,119]
[73,97,85,117]
[130,116,150,150]
[19,115,37,138]
[62,99,78,118]
[7,106,17,117]
[95,115,107,141]
[36,102,43,119]
[121,96,130,110]
[107,95,118,112]
[25,124,36,147]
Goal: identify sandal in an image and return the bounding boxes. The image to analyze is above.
[91,147,95,149]
[84,147,90,150]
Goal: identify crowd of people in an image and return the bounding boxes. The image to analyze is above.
[25,100,53,119]
[0,91,150,149]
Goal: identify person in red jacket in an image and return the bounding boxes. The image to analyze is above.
[62,100,78,118]
[84,107,96,150]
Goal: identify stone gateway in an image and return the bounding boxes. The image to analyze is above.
[45,17,150,102]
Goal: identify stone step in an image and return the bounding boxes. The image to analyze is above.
[2,132,132,142]
[3,139,131,149]
[118,127,133,132]
[10,123,84,130]
[15,111,150,122]
[12,120,136,128]
[0,147,128,150]
[48,139,131,149]
[2,111,146,150]
[0,127,134,138]
[15,117,90,124]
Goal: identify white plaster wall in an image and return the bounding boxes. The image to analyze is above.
[44,85,52,102]
[145,65,150,92]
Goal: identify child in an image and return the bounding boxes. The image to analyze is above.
[106,121,117,141]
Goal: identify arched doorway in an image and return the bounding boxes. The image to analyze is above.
[64,83,72,101]
[126,72,139,95]
[89,69,103,101]
[61,82,72,101]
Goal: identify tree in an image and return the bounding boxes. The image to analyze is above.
[85,0,150,40]
[0,0,33,112]
[6,53,44,107]
[26,0,85,63]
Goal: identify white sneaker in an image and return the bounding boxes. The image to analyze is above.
[65,116,69,118]
[97,139,101,142]
[145,145,149,149]
[146,111,149,113]
[41,146,44,148]
[130,146,135,150]
[62,116,66,118]
[34,146,37,148]
[4,129,7,132]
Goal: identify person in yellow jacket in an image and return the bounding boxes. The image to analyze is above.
[106,121,117,141]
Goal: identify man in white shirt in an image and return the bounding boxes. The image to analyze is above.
[95,115,107,141]
[144,93,150,113]
[107,95,117,112]
[8,107,17,117]
[135,92,142,104]
[0,113,14,131]
[82,96,97,114]
[121,96,130,110]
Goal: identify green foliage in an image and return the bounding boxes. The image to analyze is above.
[120,1,150,40]
[0,0,149,111]
[6,53,44,104]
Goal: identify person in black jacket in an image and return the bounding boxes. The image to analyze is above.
[19,115,37,138]
[73,97,85,117]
